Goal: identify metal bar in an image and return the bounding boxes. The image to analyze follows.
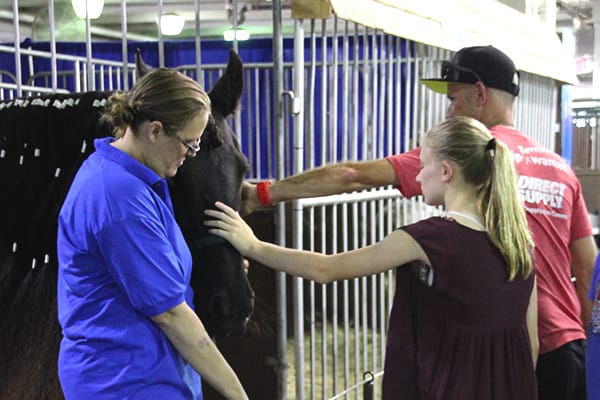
[341,20,350,162]
[369,199,378,399]
[320,207,327,400]
[328,371,383,400]
[271,1,288,398]
[298,189,401,208]
[83,1,93,91]
[157,0,165,67]
[253,68,260,177]
[0,45,132,67]
[352,23,359,162]
[331,207,339,396]
[341,20,351,400]
[293,17,306,400]
[331,16,339,164]
[11,0,22,97]
[352,205,360,400]
[309,209,316,400]
[265,68,273,178]
[47,0,57,91]
[330,15,340,398]
[321,19,328,168]
[308,20,317,170]
[120,0,129,90]
[361,27,369,162]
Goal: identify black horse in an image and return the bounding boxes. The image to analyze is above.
[0,49,254,399]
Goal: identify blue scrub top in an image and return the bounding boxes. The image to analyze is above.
[57,137,202,399]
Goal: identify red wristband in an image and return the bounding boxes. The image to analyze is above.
[256,180,273,206]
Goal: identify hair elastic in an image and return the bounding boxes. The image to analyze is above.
[485,138,496,151]
[256,180,273,206]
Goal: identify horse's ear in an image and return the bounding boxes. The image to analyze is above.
[136,48,154,78]
[208,49,243,118]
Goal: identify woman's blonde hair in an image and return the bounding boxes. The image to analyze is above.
[424,116,534,280]
[101,68,211,138]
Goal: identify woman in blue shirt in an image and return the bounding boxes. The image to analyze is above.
[57,68,247,400]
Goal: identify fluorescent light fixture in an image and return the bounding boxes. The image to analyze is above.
[159,14,185,36]
[71,0,104,19]
[223,29,250,41]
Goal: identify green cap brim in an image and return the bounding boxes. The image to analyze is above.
[420,79,449,94]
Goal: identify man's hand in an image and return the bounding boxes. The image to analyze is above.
[240,181,262,216]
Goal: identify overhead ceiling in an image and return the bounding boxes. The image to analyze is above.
[0,0,293,42]
[0,0,595,55]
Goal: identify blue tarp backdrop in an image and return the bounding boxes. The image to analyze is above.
[1,36,413,177]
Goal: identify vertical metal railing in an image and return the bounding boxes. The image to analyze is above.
[283,18,560,400]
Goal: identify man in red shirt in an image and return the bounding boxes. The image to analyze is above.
[242,45,597,400]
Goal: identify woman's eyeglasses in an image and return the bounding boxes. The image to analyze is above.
[175,135,201,156]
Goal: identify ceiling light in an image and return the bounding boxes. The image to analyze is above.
[223,28,250,42]
[71,0,104,19]
[573,17,581,30]
[159,14,185,36]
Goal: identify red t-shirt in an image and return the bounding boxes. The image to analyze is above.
[386,125,593,354]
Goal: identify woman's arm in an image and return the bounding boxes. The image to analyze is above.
[526,278,538,367]
[205,201,429,283]
[150,301,248,400]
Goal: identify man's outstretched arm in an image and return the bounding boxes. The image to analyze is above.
[240,159,398,216]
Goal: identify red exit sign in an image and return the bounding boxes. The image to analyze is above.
[575,55,593,75]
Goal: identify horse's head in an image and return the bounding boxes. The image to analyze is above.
[137,49,254,337]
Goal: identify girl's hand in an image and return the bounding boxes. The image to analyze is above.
[205,202,258,256]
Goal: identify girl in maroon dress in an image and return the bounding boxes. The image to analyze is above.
[206,116,538,399]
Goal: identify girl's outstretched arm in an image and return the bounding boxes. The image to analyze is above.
[205,202,429,284]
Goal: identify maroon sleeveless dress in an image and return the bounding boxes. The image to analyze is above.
[382,217,537,400]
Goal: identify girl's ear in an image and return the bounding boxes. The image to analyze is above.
[441,160,454,183]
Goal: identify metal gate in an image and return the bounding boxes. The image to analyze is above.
[275,12,560,400]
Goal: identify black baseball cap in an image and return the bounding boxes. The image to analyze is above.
[421,45,520,96]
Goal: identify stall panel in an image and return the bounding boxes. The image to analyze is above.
[281,16,559,400]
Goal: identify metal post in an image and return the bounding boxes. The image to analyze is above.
[120,0,129,90]
[12,0,22,97]
[84,1,93,91]
[48,0,57,91]
[157,0,164,67]
[194,0,203,85]
[292,17,305,400]
[272,1,288,399]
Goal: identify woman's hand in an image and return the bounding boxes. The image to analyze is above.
[205,201,258,256]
